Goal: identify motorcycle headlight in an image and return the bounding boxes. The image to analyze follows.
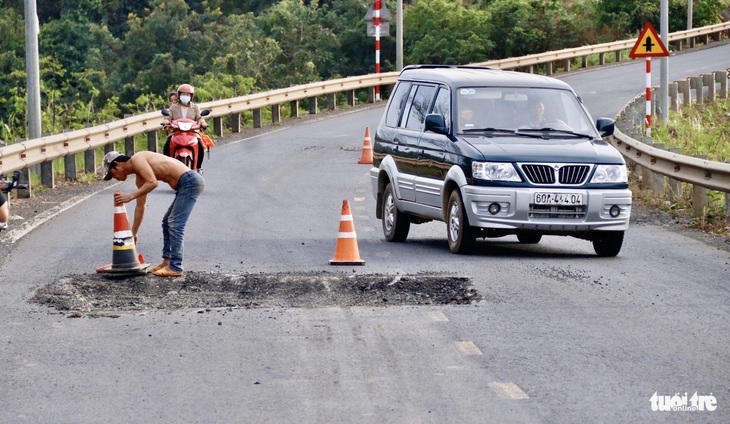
[590,164,628,183]
[472,162,521,182]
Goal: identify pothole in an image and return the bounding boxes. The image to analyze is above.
[32,271,480,316]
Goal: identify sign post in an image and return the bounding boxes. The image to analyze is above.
[364,1,392,101]
[629,22,670,137]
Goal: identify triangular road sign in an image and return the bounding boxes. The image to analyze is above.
[629,22,669,58]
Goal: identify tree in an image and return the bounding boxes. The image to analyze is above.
[404,0,493,65]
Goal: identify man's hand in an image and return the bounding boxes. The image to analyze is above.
[114,191,133,204]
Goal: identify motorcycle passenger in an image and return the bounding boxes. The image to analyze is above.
[162,83,207,170]
[0,189,8,224]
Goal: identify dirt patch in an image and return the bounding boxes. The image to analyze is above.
[31,271,480,317]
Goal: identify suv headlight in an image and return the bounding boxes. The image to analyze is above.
[590,164,628,183]
[472,162,521,182]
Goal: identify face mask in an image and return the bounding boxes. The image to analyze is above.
[179,95,191,104]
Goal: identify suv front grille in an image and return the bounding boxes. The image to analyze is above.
[521,164,591,185]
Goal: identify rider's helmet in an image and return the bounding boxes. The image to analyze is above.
[177,84,195,102]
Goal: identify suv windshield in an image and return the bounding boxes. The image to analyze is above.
[457,87,598,138]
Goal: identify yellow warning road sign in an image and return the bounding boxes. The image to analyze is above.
[629,22,669,58]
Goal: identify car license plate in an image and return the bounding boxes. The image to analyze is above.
[533,192,583,205]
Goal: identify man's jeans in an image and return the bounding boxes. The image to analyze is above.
[161,171,204,272]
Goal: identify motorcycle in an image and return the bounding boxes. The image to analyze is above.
[1,170,29,232]
[161,108,211,172]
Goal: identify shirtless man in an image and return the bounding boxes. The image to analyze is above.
[103,150,205,277]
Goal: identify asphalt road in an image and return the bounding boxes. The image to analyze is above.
[1,43,729,423]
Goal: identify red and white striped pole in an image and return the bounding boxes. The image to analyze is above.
[645,57,652,136]
[374,0,381,101]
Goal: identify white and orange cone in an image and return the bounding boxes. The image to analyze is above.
[357,127,373,164]
[330,200,365,266]
[96,192,149,277]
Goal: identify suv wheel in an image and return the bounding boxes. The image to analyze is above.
[592,231,624,257]
[447,190,476,254]
[382,183,410,242]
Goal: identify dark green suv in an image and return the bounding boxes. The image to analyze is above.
[370,65,631,256]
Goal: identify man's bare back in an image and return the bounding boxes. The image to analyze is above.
[130,151,190,190]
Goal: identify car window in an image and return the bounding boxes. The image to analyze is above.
[457,87,598,136]
[431,87,451,132]
[403,84,437,130]
[384,81,411,127]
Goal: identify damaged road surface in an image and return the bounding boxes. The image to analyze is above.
[32,272,481,315]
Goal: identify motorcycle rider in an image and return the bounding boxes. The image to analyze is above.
[162,83,208,170]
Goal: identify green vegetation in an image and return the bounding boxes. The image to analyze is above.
[639,97,730,236]
[653,98,730,162]
[1,0,727,142]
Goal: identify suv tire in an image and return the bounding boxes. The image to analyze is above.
[592,231,624,257]
[382,183,410,242]
[447,190,476,254]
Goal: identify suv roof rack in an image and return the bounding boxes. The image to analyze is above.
[400,64,497,74]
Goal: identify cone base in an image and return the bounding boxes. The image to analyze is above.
[329,259,365,266]
[97,263,150,278]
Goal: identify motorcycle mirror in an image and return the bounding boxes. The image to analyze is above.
[161,109,170,116]
[201,109,211,117]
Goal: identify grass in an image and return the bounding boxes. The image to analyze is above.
[644,95,730,237]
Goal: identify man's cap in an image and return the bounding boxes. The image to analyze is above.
[102,151,122,180]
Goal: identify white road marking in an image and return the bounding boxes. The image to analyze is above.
[428,311,449,322]
[488,382,529,399]
[456,341,482,355]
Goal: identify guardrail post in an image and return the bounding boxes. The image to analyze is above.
[231,113,241,133]
[17,168,31,199]
[64,155,77,180]
[689,35,696,48]
[327,93,336,111]
[40,161,54,188]
[692,154,708,217]
[651,143,666,196]
[546,62,553,75]
[271,105,281,124]
[213,116,223,137]
[581,56,588,69]
[614,50,621,63]
[309,97,318,115]
[290,100,299,118]
[598,53,605,65]
[124,136,135,156]
[677,79,691,106]
[253,108,262,128]
[84,149,96,173]
[562,59,570,73]
[691,76,703,105]
[347,90,355,107]
[367,87,375,103]
[669,82,679,111]
[667,148,683,202]
[716,70,728,99]
[147,130,158,153]
[641,138,654,190]
[104,143,115,154]
[703,73,715,102]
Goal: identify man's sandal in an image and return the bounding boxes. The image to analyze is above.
[151,267,183,277]
[147,264,166,273]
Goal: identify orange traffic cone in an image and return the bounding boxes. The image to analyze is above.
[330,200,365,266]
[357,127,373,164]
[97,192,149,277]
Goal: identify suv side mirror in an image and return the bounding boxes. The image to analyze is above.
[596,118,614,137]
[425,114,449,135]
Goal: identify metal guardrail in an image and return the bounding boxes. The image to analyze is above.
[1,21,729,185]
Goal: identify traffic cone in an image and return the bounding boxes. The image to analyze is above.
[357,127,373,164]
[97,192,149,277]
[330,200,365,266]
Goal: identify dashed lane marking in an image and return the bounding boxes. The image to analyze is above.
[428,311,449,322]
[488,382,530,400]
[456,341,482,355]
